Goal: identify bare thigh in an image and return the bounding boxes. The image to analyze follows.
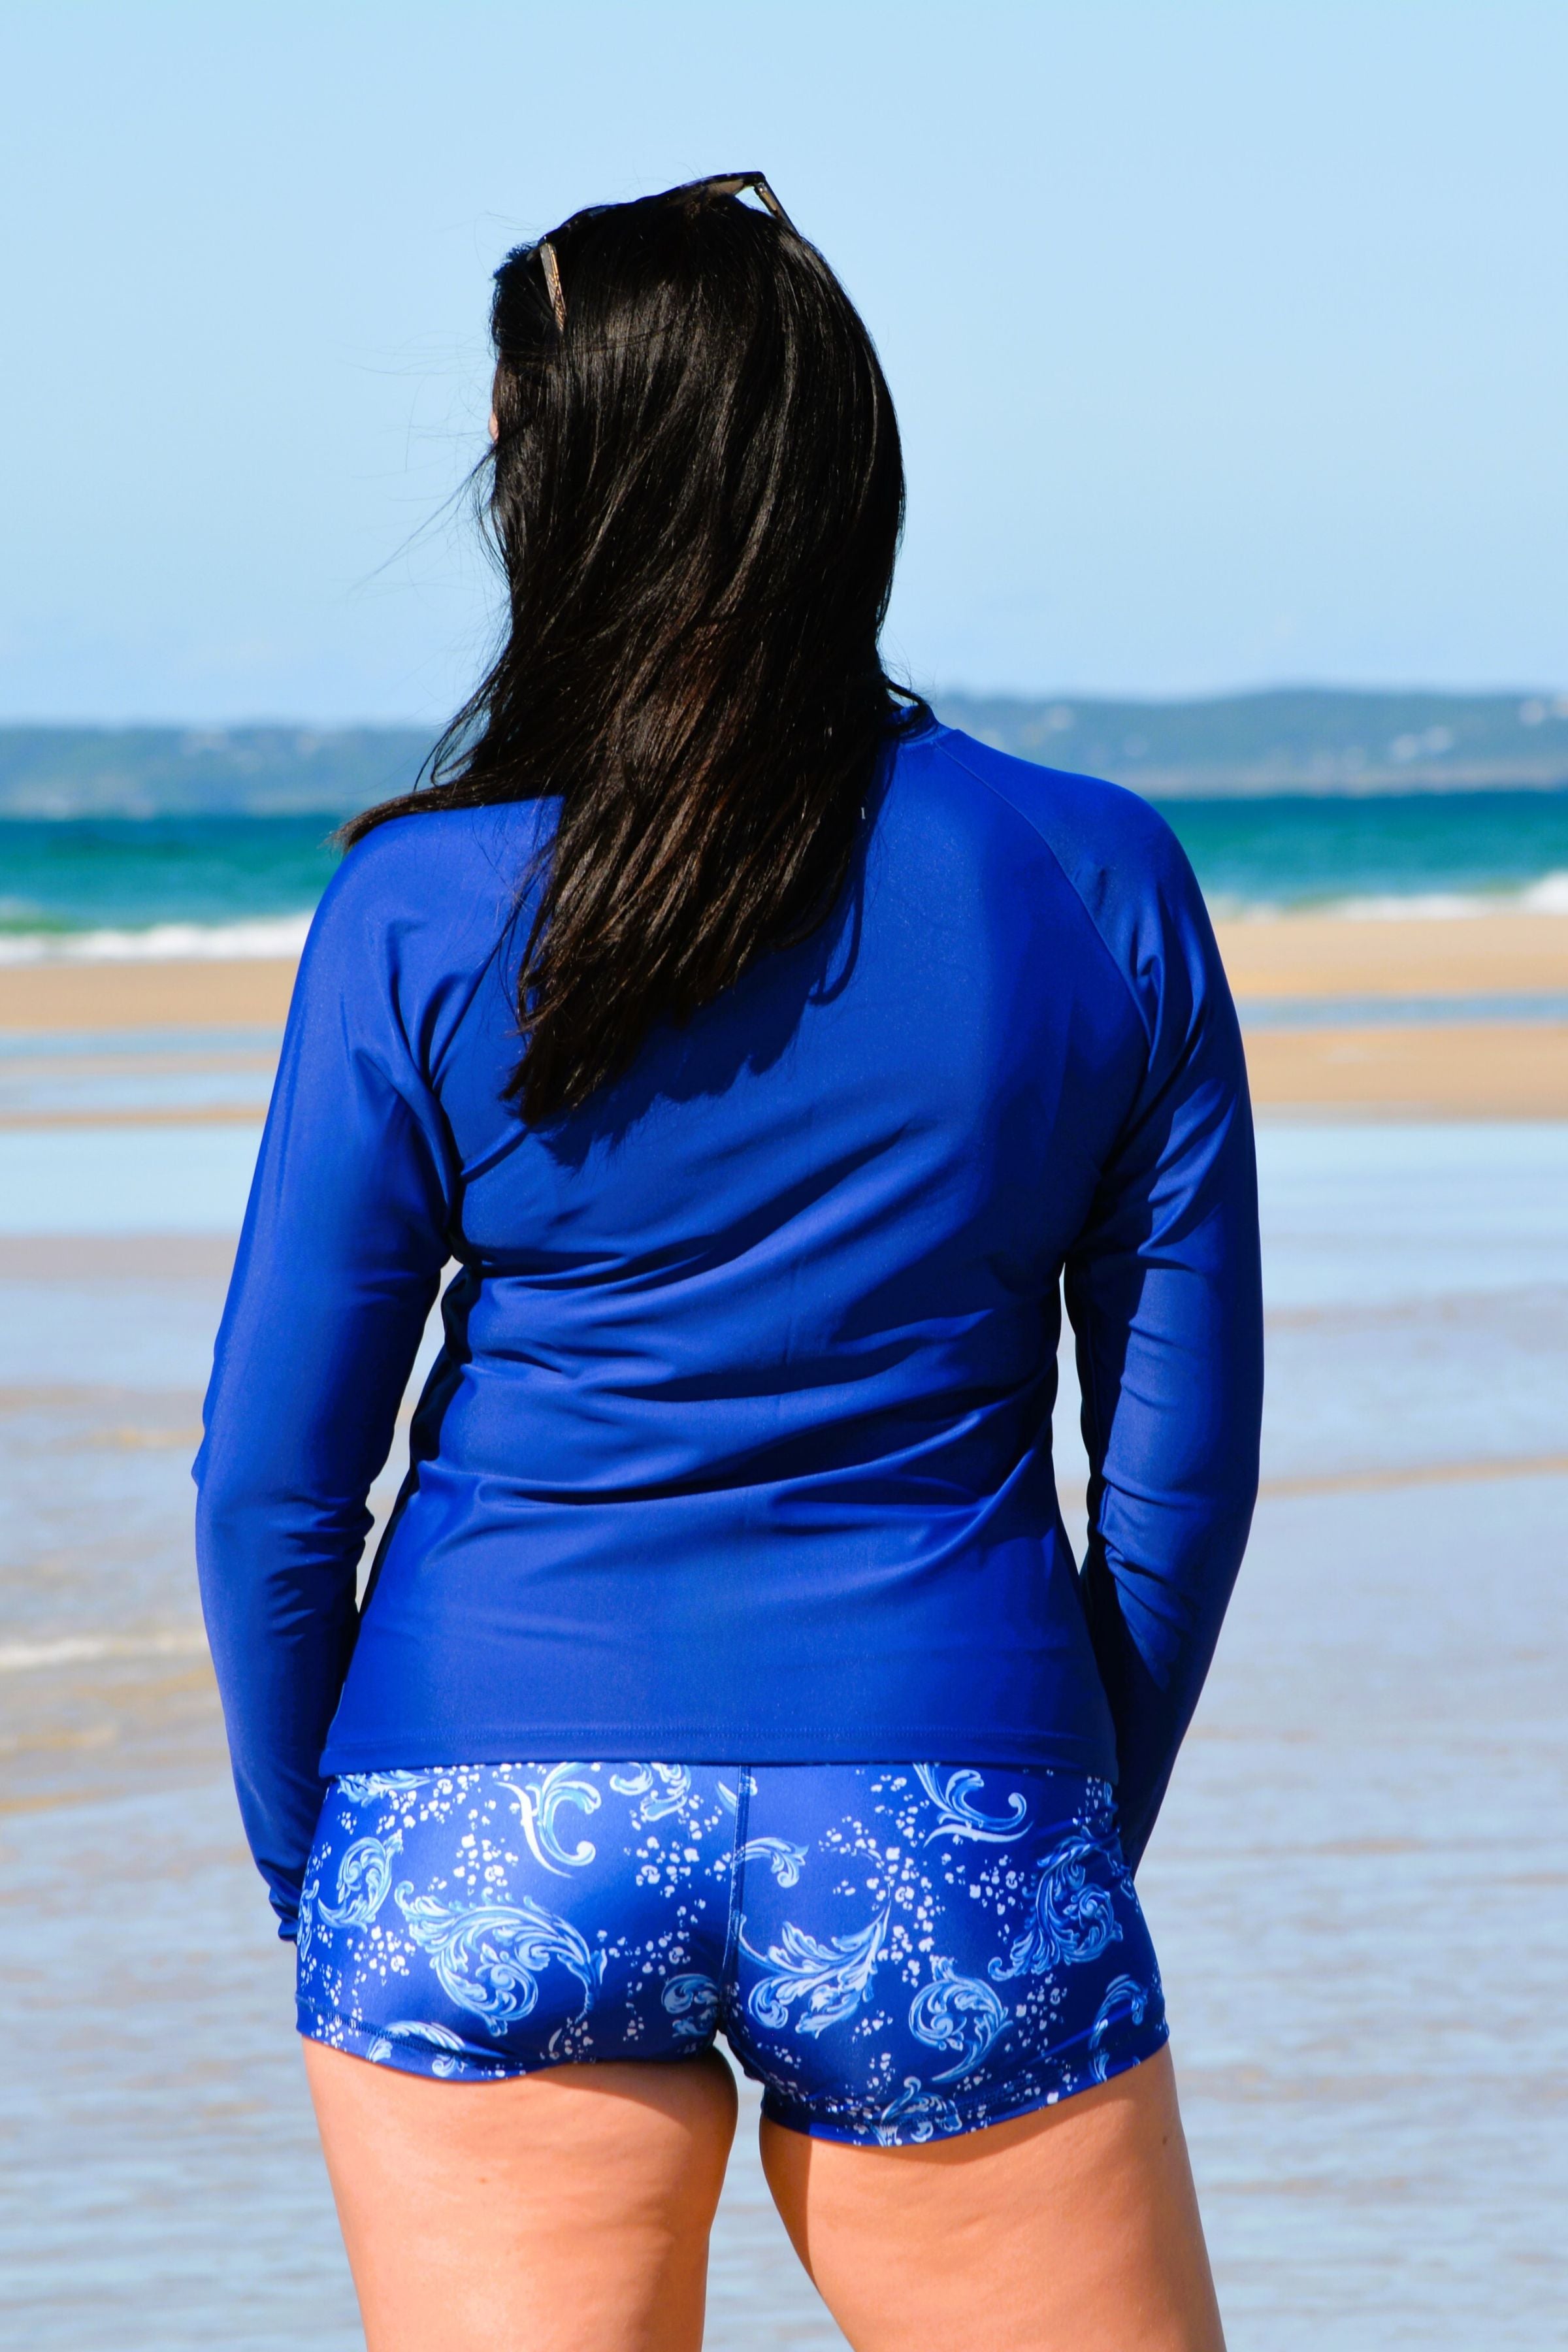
[761,2044,1225,2352]
[302,2039,737,2352]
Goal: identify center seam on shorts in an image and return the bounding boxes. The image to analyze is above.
[719,1763,751,2004]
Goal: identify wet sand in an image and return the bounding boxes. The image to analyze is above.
[1240,1021,1568,1117]
[1,945,1566,2345]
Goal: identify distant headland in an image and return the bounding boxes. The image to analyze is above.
[1,687,1565,817]
[939,688,1568,799]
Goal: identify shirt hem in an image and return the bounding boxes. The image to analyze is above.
[319,1723,1117,1779]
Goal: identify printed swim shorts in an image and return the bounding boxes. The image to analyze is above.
[296,1760,1167,2146]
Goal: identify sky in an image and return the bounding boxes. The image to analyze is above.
[1,1,1564,723]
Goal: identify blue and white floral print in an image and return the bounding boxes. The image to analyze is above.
[500,1763,603,1874]
[1089,1973,1158,2083]
[297,1761,1167,2145]
[364,2019,476,2078]
[990,1833,1127,1980]
[734,1836,808,1887]
[742,1909,890,2034]
[908,1959,1009,2080]
[913,1765,1030,1844]
[661,1973,721,2038]
[394,1888,606,2031]
[315,1834,402,1929]
[609,1762,694,1818]
[872,2076,963,2146]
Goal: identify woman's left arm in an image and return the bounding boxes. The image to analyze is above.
[1063,815,1265,1874]
[194,849,454,1936]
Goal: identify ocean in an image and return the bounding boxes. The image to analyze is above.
[2,789,1567,959]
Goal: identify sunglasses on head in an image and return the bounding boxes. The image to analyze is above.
[536,172,796,333]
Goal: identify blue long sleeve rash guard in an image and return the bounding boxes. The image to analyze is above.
[195,724,1263,1934]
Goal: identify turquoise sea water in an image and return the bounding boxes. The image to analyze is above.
[0,815,338,945]
[1162,788,1568,911]
[2,789,1567,951]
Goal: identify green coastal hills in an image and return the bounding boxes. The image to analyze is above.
[1,689,1565,817]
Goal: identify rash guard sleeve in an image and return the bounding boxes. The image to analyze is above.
[1062,819,1264,1872]
[194,846,455,1935]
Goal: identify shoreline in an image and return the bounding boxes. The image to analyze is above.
[2,914,1567,1118]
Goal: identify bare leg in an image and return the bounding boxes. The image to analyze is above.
[761,2044,1224,2352]
[302,2040,737,2352]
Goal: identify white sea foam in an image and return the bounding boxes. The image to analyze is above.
[1215,870,1568,922]
[1331,870,1568,919]
[0,914,314,964]
[2,870,1567,959]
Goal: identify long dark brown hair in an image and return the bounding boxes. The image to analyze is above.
[343,174,925,1120]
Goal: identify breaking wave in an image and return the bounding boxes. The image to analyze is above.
[1212,870,1568,922]
[0,914,314,964]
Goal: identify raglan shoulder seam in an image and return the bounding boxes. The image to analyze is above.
[926,731,1158,1051]
[331,804,544,1091]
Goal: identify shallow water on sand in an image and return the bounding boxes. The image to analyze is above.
[0,1091,1564,2347]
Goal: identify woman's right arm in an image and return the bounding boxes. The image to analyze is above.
[194,843,454,1935]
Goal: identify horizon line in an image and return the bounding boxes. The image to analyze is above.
[3,680,1567,732]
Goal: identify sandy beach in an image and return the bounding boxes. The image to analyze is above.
[7,911,1568,1025]
[0,955,299,1034]
[1212,909,1568,998]
[3,911,1567,1118]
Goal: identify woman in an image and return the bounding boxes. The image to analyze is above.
[197,174,1262,2352]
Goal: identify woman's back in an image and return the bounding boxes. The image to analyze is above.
[197,719,1260,1914]
[193,176,1251,2349]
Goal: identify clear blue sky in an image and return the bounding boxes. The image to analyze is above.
[2,1,1563,723]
